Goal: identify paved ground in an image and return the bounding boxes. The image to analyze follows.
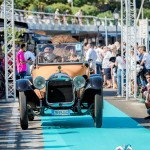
[104,88,150,130]
[0,89,150,150]
[0,101,44,150]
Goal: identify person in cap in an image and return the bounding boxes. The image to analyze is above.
[43,46,56,63]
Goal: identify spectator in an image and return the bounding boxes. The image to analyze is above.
[85,43,97,74]
[75,9,83,25]
[95,44,103,74]
[63,10,69,24]
[110,44,117,89]
[16,43,28,78]
[102,46,112,88]
[115,50,126,97]
[138,45,150,86]
[142,72,150,119]
[24,44,36,76]
[130,49,139,94]
[140,46,150,84]
[54,8,60,23]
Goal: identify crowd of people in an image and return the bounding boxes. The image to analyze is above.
[83,42,150,119]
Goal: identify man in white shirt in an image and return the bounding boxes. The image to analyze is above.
[24,44,36,76]
[140,45,150,85]
[102,46,112,88]
[95,45,103,74]
[85,43,97,73]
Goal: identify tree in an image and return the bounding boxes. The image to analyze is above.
[81,5,99,16]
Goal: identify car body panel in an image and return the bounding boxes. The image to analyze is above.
[32,64,89,81]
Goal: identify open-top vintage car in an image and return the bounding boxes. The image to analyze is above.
[16,43,103,130]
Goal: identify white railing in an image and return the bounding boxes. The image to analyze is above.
[0,8,149,28]
[0,8,122,27]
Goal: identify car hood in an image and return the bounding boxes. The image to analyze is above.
[31,64,89,80]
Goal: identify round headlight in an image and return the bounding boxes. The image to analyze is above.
[33,76,46,90]
[73,76,86,90]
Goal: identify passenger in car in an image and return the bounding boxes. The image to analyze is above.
[69,49,79,62]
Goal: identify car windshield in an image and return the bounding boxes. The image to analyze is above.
[36,43,84,64]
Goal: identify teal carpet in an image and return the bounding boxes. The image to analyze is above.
[41,101,150,150]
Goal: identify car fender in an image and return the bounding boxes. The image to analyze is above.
[80,74,103,103]
[24,76,33,83]
[89,74,103,90]
[16,79,31,92]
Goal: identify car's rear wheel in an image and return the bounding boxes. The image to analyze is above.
[19,92,28,130]
[94,90,103,128]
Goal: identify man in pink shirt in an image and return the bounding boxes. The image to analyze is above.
[16,43,27,78]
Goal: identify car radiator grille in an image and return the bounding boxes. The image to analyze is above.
[47,80,73,103]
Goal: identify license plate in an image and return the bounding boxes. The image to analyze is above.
[52,110,70,116]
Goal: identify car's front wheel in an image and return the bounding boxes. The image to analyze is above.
[94,90,103,128]
[19,92,28,130]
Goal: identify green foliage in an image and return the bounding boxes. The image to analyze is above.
[44,6,53,13]
[81,5,99,16]
[14,0,35,9]
[3,0,150,19]
[0,0,3,5]
[97,11,113,18]
[143,0,150,9]
[44,0,67,5]
[50,3,72,14]
[28,4,38,12]
[144,8,150,19]
[109,2,120,13]
[71,7,80,15]
[73,0,87,7]
[98,0,109,4]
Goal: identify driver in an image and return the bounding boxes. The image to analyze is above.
[40,46,56,63]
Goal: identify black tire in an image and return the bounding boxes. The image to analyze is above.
[19,92,28,130]
[94,90,103,128]
[0,80,5,99]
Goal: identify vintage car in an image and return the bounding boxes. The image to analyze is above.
[16,43,103,130]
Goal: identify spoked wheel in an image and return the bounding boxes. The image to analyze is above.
[19,92,28,130]
[93,90,103,128]
[0,80,5,99]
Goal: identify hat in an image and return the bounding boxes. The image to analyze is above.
[66,10,69,12]
[42,45,54,51]
[56,8,59,11]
